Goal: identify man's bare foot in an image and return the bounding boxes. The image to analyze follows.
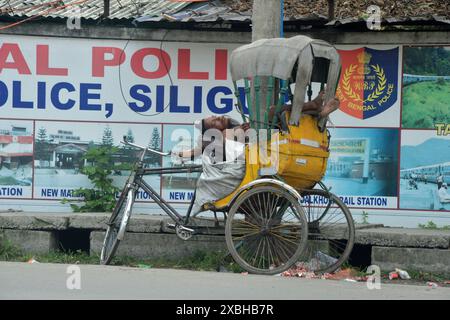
[312,90,325,110]
[319,98,340,118]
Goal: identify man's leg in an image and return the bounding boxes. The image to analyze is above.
[319,98,340,118]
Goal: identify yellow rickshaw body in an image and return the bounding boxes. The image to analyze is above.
[209,113,329,210]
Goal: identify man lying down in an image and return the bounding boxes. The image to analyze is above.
[172,116,250,215]
[172,93,339,215]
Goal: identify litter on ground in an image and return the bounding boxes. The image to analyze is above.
[280,263,367,282]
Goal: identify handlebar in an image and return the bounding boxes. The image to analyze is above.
[121,135,171,156]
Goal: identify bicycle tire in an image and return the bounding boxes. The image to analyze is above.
[100,188,134,265]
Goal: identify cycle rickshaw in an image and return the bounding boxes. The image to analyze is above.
[100,35,355,275]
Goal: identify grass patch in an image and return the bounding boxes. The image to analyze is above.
[0,236,243,273]
[0,237,24,261]
[109,250,244,273]
[400,270,448,283]
[418,221,450,230]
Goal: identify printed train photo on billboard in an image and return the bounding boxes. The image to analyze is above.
[400,162,450,185]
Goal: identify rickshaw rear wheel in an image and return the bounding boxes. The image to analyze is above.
[299,189,355,274]
[225,185,308,275]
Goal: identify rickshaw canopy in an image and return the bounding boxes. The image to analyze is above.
[230,35,341,126]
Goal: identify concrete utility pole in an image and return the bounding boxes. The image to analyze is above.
[327,0,335,20]
[251,0,281,42]
[251,0,282,134]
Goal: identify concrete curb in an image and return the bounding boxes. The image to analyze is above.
[1,212,450,275]
[355,227,450,249]
[90,231,227,260]
[372,246,450,275]
[0,212,221,233]
[0,229,57,254]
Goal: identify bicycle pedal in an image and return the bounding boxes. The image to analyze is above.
[166,223,176,230]
[175,224,194,241]
[178,225,195,233]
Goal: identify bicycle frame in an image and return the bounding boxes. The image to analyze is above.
[121,137,203,227]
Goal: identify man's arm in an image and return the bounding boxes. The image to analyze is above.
[176,147,201,159]
[173,136,203,159]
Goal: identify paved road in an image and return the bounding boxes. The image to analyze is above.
[0,262,449,300]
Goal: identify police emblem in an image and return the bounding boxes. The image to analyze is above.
[336,47,399,119]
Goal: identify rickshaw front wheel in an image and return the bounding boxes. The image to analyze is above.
[225,185,308,275]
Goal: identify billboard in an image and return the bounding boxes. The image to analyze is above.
[0,35,449,224]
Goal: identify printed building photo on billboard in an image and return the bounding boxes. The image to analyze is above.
[33,121,162,200]
[400,130,450,211]
[322,128,399,208]
[0,119,33,198]
[402,46,450,129]
[161,124,201,203]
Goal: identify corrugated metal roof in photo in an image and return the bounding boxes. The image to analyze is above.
[135,0,247,23]
[0,0,191,20]
[0,0,449,25]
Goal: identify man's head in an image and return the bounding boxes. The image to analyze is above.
[202,115,231,132]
